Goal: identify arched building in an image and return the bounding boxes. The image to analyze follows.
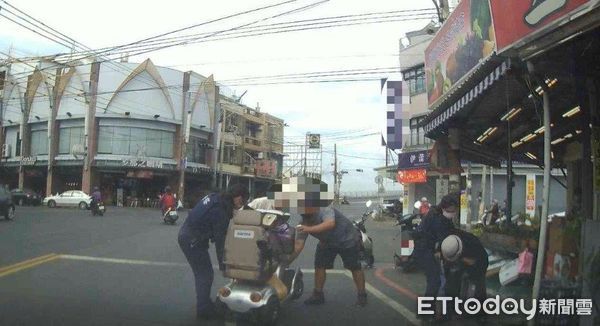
[0,58,284,207]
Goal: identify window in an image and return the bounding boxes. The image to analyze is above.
[59,127,85,154]
[30,130,48,155]
[97,126,174,158]
[402,65,426,96]
[408,117,431,147]
[187,137,208,164]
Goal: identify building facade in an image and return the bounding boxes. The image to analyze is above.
[0,57,283,207]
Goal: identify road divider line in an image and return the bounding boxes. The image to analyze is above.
[342,271,419,325]
[59,254,189,267]
[0,253,60,278]
[374,267,419,301]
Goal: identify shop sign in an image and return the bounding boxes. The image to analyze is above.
[425,0,496,106]
[126,170,154,179]
[122,159,163,169]
[490,0,590,53]
[20,156,37,166]
[398,150,431,170]
[255,159,278,178]
[526,174,536,217]
[396,169,427,184]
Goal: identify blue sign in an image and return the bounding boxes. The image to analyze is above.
[398,150,430,170]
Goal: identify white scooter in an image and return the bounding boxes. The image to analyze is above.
[216,209,303,325]
[353,200,375,268]
[163,207,178,225]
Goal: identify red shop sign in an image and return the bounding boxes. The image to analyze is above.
[397,169,427,184]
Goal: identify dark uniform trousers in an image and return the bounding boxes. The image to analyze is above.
[178,232,213,316]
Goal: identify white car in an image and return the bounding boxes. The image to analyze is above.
[43,190,92,209]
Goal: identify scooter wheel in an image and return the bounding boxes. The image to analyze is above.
[291,277,304,300]
[258,296,280,326]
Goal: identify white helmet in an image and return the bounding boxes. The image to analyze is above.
[421,197,428,202]
[441,234,463,262]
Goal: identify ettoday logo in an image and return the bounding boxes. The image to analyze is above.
[418,296,593,320]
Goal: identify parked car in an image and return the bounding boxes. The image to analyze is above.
[43,190,92,209]
[0,187,16,220]
[11,188,42,206]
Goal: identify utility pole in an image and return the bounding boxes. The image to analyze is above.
[334,143,338,204]
[304,132,309,176]
[211,86,220,191]
[179,73,191,201]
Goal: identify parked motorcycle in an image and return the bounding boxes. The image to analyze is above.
[91,199,106,216]
[163,207,178,225]
[216,209,303,325]
[393,213,422,273]
[353,200,375,268]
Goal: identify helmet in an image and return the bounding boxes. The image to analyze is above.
[441,235,463,262]
[165,186,172,193]
[93,186,99,191]
[421,197,428,202]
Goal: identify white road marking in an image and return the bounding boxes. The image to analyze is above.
[59,254,188,267]
[343,271,419,326]
[58,255,418,324]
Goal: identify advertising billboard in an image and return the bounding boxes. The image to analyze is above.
[424,0,496,106]
[490,0,590,53]
[255,159,278,179]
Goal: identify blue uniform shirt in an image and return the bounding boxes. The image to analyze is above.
[180,193,230,267]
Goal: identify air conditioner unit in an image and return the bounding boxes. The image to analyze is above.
[1,144,11,158]
[257,152,264,159]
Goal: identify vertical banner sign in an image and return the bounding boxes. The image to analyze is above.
[386,81,409,150]
[526,174,536,217]
[403,188,409,215]
[460,190,468,225]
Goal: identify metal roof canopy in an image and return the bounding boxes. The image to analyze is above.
[422,27,600,168]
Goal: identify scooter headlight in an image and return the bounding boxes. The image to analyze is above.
[218,287,231,298]
[250,292,262,303]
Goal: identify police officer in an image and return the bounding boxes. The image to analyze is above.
[441,230,489,303]
[177,184,249,320]
[415,194,458,314]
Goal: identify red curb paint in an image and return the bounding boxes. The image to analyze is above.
[374,267,419,301]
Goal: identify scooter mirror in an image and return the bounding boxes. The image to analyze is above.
[365,200,372,208]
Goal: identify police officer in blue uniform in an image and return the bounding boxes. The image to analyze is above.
[178,184,249,320]
[415,193,457,319]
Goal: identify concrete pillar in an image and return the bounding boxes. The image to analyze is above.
[82,62,101,193]
[447,128,462,194]
[178,72,191,201]
[46,68,62,197]
[404,183,416,215]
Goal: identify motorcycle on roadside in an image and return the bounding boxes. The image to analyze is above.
[162,206,178,225]
[90,198,106,216]
[353,200,375,268]
[393,213,422,273]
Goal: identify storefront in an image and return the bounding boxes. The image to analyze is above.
[419,0,600,322]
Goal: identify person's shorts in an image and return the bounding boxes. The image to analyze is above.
[314,243,361,271]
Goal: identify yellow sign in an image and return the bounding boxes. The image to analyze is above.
[526,175,536,216]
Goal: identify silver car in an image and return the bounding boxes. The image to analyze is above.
[43,190,92,209]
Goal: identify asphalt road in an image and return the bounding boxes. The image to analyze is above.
[0,202,422,326]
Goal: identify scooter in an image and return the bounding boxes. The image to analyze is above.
[393,213,422,273]
[217,209,303,325]
[353,200,375,268]
[163,207,178,225]
[91,199,105,216]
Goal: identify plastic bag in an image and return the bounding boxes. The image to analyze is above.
[518,249,534,275]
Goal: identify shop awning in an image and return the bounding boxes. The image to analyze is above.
[422,59,511,136]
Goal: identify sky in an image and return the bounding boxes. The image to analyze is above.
[0,0,437,192]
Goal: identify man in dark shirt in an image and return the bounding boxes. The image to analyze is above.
[416,194,457,302]
[177,184,249,320]
[441,230,489,303]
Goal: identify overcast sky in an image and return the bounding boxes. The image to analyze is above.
[0,0,436,192]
